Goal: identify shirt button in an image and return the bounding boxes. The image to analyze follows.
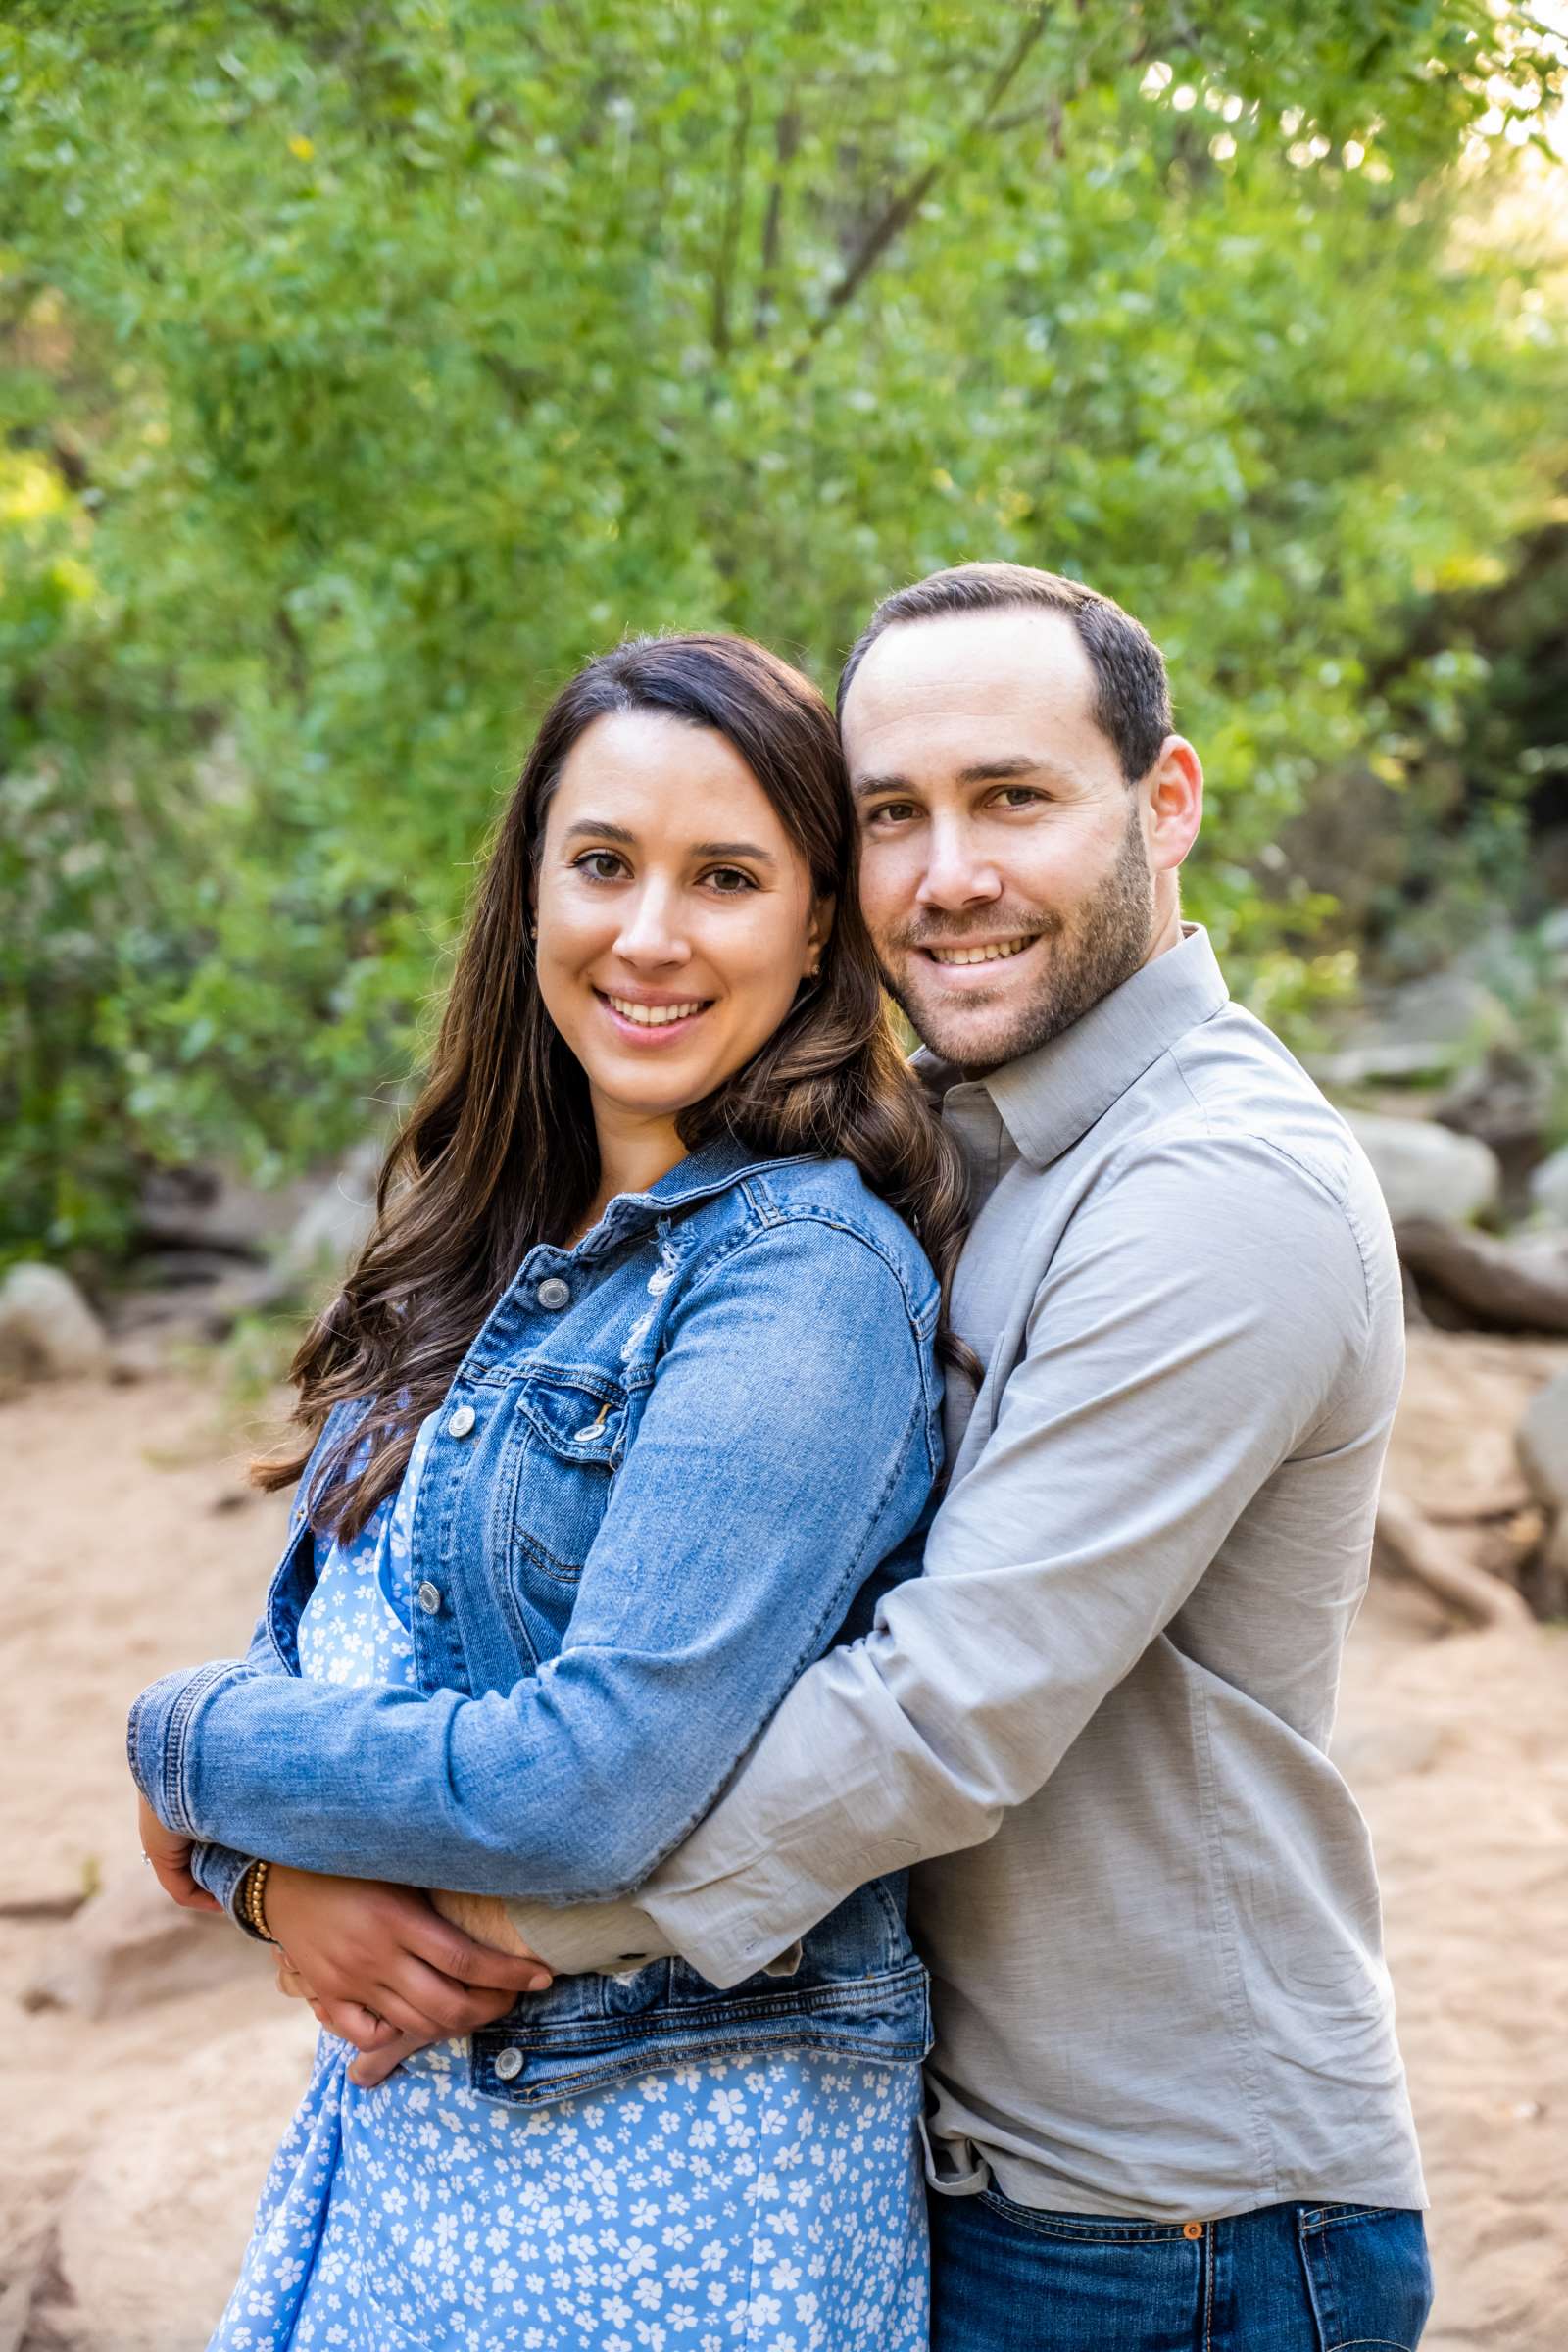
[446,1403,476,1438]
[494,2046,523,2082]
[416,1581,442,1616]
[536,1276,570,1311]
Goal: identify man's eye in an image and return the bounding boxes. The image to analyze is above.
[994,787,1044,810]
[573,851,627,882]
[705,866,757,895]
[865,802,918,828]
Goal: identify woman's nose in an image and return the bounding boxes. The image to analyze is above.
[614,885,689,965]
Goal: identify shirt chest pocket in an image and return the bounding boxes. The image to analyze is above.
[501,1373,628,1592]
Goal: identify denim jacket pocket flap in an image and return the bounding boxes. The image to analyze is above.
[514,1373,627,1467]
[501,1376,627,1598]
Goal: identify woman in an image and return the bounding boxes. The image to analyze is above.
[128,632,971,2351]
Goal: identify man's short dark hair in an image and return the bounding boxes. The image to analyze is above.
[837,562,1173,784]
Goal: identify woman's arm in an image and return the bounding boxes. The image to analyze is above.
[128,1218,939,1900]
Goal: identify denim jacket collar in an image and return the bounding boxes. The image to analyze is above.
[565,1135,812,1259]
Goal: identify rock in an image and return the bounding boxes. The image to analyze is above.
[115,1141,386,1343]
[1516,1370,1568,1617]
[1523,1515,1568,1620]
[135,1163,310,1262]
[55,2010,315,2350]
[0,1263,111,1386]
[1344,1111,1501,1227]
[1516,1370,1568,1513]
[106,1329,176,1384]
[1541,904,1568,969]
[1530,1145,1568,1227]
[1313,972,1511,1088]
[1390,1329,1568,1525]
[272,1135,383,1291]
[1435,1049,1553,1214]
[21,1865,269,2021]
[104,1261,282,1353]
[128,1246,273,1292]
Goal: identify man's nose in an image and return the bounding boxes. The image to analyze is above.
[614,883,689,964]
[916,820,1004,911]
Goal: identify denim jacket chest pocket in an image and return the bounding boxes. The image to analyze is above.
[492,1369,632,1648]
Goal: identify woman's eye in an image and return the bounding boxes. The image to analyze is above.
[573,850,627,882]
[704,866,757,895]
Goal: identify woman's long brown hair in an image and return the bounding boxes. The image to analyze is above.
[255,632,974,1537]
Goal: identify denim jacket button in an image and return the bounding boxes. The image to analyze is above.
[416,1581,443,1616]
[446,1403,476,1438]
[536,1277,571,1310]
[494,2046,524,2082]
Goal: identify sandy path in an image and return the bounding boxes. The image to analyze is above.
[1,1369,1564,2346]
[1337,1587,1568,2346]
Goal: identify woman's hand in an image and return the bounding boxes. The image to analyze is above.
[262,1865,553,2050]
[343,2022,444,2090]
[137,1793,221,1912]
[281,1888,550,2089]
[272,1945,413,2070]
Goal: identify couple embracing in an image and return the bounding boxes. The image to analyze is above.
[131,563,1433,2352]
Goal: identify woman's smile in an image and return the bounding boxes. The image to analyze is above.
[596,985,715,1038]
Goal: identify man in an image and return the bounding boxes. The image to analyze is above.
[497,564,1433,2348]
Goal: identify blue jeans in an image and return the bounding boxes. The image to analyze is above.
[929,2185,1433,2351]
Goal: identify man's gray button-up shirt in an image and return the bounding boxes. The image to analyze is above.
[507,927,1426,2223]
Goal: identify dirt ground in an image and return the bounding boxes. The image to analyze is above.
[1,1362,1565,2349]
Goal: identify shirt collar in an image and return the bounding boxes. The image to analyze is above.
[918,925,1230,1170]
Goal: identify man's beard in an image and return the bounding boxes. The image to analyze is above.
[882,806,1155,1073]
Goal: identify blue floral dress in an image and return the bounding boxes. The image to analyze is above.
[209,1414,929,2352]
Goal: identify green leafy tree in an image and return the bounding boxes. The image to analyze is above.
[2,1,1564,1254]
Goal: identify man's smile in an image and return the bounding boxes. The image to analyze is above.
[922,936,1034,968]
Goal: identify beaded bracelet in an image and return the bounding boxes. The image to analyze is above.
[240,1857,273,1941]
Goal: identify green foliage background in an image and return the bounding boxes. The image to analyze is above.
[2,1,1565,1256]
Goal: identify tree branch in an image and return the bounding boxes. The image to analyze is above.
[710,74,753,360]
[1396,1217,1568,1336]
[753,104,801,342]
[801,4,1054,357]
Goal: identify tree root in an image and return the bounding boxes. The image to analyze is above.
[1375,1482,1535,1632]
[1396,1218,1568,1335]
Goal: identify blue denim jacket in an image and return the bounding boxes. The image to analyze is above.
[128,1138,942,2105]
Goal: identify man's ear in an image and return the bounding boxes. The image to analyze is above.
[1145,738,1202,875]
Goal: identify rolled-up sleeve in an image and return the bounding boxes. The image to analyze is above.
[127,1596,293,1930]
[511,1132,1377,1984]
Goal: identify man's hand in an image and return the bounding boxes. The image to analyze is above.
[262,1866,552,2056]
[137,1793,221,1913]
